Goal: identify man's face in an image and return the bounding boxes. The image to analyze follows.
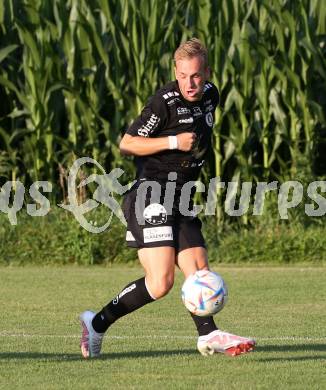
[174,56,210,102]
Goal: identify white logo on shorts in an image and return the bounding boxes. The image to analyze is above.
[126,230,136,241]
[143,226,173,243]
[143,203,167,225]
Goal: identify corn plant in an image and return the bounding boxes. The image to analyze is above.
[0,0,325,225]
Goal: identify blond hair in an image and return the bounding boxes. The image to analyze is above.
[174,38,208,67]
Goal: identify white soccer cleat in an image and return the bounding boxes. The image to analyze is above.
[197,329,256,357]
[79,310,104,358]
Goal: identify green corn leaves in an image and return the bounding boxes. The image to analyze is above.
[0,0,325,224]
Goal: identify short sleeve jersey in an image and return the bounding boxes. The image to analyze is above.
[126,80,219,187]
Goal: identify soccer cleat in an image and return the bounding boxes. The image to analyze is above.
[79,310,104,358]
[197,329,256,357]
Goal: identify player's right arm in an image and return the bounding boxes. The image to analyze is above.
[119,133,196,156]
[119,92,195,156]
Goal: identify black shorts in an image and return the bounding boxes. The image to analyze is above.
[122,180,206,253]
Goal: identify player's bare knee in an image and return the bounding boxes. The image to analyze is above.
[149,275,174,299]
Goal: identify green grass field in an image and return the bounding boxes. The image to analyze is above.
[0,266,325,389]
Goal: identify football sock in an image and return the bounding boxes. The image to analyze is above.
[190,313,218,336]
[92,277,155,333]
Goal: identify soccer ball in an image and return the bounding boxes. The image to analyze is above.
[181,270,228,316]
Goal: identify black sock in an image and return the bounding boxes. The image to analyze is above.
[190,313,218,336]
[92,277,155,333]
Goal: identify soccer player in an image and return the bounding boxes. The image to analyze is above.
[80,38,255,358]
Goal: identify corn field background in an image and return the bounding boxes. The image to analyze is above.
[0,0,326,226]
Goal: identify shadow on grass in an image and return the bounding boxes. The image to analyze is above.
[257,356,326,362]
[256,344,326,353]
[256,343,326,362]
[1,344,325,362]
[0,349,198,361]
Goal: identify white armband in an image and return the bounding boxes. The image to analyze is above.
[168,136,178,150]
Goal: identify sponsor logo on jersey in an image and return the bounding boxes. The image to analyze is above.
[143,203,167,225]
[178,117,194,124]
[143,226,173,243]
[113,283,136,304]
[167,97,181,105]
[163,91,180,100]
[177,107,191,115]
[137,114,160,137]
[205,112,214,127]
[205,104,214,112]
[193,107,202,117]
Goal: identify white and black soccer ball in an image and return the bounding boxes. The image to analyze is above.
[181,270,228,316]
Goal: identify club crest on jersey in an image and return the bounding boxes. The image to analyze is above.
[205,112,214,127]
[143,203,167,225]
[193,107,202,117]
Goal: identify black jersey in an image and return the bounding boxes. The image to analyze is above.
[126,80,219,188]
